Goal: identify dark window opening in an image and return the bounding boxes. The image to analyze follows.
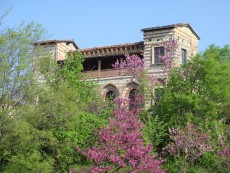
[82,54,143,71]
[106,90,116,101]
[154,88,164,103]
[101,58,118,70]
[181,49,187,64]
[83,58,98,71]
[129,89,137,109]
[57,60,64,68]
[154,47,164,64]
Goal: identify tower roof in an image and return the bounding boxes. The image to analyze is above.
[141,23,200,40]
[34,39,79,49]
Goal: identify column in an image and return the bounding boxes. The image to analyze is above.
[98,60,101,78]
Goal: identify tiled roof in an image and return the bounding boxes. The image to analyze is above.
[34,39,79,49]
[80,41,144,51]
[79,41,144,58]
[141,23,200,40]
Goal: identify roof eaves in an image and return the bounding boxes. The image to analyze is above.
[34,40,79,49]
[79,41,144,52]
[141,23,200,40]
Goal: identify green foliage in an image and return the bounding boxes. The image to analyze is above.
[0,22,48,171]
[0,22,46,106]
[164,151,229,173]
[154,45,230,127]
[1,19,229,173]
[55,52,98,103]
[23,55,107,172]
[141,111,168,149]
[153,45,230,173]
[0,21,108,172]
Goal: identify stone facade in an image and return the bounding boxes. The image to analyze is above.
[34,23,199,102]
[142,23,199,77]
[34,40,78,61]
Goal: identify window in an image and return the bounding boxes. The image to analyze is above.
[154,47,164,64]
[154,88,163,103]
[181,49,187,64]
[129,89,137,109]
[129,89,137,101]
[57,60,64,68]
[105,90,116,101]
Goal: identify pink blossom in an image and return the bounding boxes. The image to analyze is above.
[164,123,212,163]
[112,54,145,78]
[160,38,178,78]
[218,142,230,158]
[77,96,165,172]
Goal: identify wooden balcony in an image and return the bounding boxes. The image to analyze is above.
[82,69,131,79]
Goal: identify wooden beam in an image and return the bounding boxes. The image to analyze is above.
[98,60,101,78]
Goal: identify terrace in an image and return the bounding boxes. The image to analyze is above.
[79,41,144,79]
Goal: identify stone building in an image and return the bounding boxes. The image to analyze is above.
[34,23,199,102]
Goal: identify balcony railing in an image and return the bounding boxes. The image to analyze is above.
[82,69,131,79]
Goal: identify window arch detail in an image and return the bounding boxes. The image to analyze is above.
[102,84,119,100]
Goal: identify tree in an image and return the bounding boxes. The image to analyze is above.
[163,123,212,173]
[112,44,230,172]
[113,53,145,78]
[153,45,230,173]
[0,22,49,172]
[76,96,165,173]
[15,51,109,172]
[113,39,178,106]
[154,45,230,127]
[0,22,108,172]
[0,22,46,107]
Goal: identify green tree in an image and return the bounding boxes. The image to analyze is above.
[0,22,109,172]
[154,45,230,127]
[29,53,108,172]
[153,45,230,172]
[0,22,49,172]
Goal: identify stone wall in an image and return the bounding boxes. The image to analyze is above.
[56,42,77,61]
[143,26,199,75]
[89,75,138,99]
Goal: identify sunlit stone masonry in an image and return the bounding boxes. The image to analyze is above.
[34,23,199,106]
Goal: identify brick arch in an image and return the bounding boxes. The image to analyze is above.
[122,82,138,98]
[102,84,119,100]
[156,78,166,86]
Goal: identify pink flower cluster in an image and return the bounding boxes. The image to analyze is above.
[112,54,145,78]
[78,96,164,173]
[112,39,178,84]
[160,39,178,77]
[218,142,230,158]
[164,123,212,163]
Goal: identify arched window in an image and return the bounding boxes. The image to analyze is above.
[103,84,119,101]
[157,78,165,86]
[129,89,137,101]
[129,89,137,109]
[105,90,116,101]
[154,88,163,103]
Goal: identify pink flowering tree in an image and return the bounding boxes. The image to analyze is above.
[218,142,230,159]
[163,123,212,172]
[76,95,165,173]
[112,54,145,78]
[160,38,178,79]
[112,39,178,105]
[112,39,178,80]
[216,142,230,170]
[70,39,179,172]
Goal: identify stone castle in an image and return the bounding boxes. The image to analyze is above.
[34,23,199,103]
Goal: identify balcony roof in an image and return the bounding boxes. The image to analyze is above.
[79,41,144,58]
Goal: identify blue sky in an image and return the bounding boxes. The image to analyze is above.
[1,0,229,52]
